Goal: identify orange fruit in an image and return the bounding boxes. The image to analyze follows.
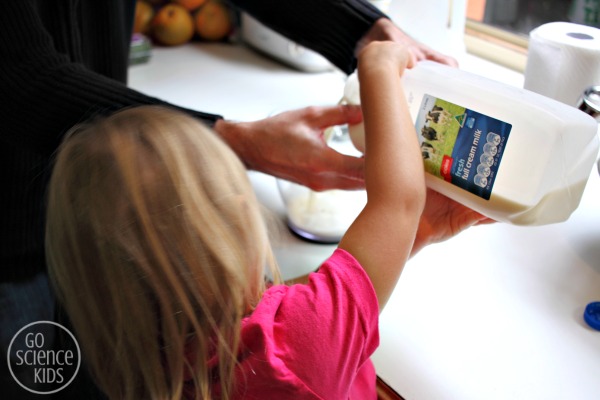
[194,1,232,41]
[133,0,154,34]
[171,0,207,11]
[151,4,195,46]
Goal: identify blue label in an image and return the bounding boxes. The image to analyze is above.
[415,94,511,200]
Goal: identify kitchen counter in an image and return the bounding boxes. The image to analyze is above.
[129,41,600,400]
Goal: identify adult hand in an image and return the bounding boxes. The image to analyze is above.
[213,105,365,191]
[411,188,495,256]
[357,18,459,68]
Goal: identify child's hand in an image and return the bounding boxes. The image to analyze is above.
[357,41,414,78]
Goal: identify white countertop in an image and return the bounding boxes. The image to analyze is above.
[129,41,600,400]
[375,176,600,400]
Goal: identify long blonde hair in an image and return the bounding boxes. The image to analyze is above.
[46,106,279,399]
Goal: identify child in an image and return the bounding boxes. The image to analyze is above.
[46,42,480,399]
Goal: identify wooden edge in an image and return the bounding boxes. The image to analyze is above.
[377,376,405,400]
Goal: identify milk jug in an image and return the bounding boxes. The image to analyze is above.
[343,61,600,225]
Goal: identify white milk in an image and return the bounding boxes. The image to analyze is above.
[344,61,600,225]
[285,189,366,242]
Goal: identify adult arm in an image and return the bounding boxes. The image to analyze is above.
[0,0,364,191]
[214,105,365,191]
[357,18,459,67]
[232,0,384,74]
[0,0,220,157]
[232,0,458,73]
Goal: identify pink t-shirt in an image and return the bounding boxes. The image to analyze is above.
[231,248,380,399]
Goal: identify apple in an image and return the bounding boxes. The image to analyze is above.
[194,1,232,41]
[133,1,154,35]
[151,4,195,46]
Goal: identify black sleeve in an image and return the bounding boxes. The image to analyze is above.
[231,0,387,74]
[0,0,221,157]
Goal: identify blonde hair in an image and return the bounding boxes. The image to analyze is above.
[46,106,279,399]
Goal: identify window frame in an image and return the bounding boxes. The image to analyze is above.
[464,19,529,72]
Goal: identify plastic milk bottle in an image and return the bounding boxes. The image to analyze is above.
[343,61,600,225]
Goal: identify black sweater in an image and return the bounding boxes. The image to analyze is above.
[0,0,383,279]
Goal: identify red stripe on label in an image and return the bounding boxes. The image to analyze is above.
[441,156,453,182]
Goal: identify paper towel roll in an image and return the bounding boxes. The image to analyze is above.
[524,22,600,106]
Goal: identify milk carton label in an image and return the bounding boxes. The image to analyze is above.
[415,94,511,200]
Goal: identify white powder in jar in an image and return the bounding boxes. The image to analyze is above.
[286,189,366,240]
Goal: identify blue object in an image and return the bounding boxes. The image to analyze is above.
[584,302,600,331]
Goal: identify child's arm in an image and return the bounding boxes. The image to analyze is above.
[339,42,426,312]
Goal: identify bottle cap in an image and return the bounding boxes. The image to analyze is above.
[584,302,600,331]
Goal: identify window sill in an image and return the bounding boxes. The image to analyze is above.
[464,20,528,73]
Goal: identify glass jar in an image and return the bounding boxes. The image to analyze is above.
[277,127,366,243]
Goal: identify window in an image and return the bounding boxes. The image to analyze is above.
[465,0,600,71]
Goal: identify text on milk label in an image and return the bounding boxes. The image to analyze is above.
[415,94,511,200]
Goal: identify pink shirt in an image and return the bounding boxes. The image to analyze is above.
[232,248,380,399]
